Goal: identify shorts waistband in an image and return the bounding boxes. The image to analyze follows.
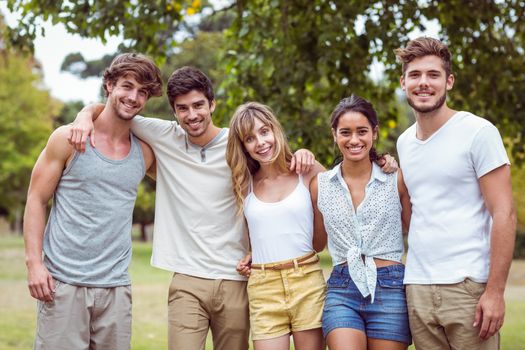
[251,251,318,271]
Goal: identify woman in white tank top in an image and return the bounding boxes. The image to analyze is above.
[226,102,327,350]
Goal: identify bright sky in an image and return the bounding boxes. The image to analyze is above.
[1,3,121,104]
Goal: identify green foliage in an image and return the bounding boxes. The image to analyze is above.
[54,100,85,126]
[5,0,212,61]
[223,0,525,166]
[0,49,58,230]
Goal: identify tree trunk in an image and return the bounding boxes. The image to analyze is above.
[140,223,147,242]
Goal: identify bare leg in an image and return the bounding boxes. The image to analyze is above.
[326,328,366,350]
[368,338,408,350]
[254,334,290,350]
[292,328,325,350]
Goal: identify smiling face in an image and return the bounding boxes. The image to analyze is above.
[332,111,377,163]
[401,55,454,115]
[106,74,149,121]
[242,117,276,165]
[173,90,216,144]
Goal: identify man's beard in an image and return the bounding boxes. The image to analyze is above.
[407,92,447,114]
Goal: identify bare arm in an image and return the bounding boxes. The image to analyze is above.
[397,169,412,233]
[68,103,105,152]
[24,127,74,301]
[310,176,327,252]
[474,164,516,340]
[139,140,157,180]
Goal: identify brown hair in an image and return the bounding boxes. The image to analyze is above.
[102,53,163,98]
[394,37,452,76]
[167,66,215,112]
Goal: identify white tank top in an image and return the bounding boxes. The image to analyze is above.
[244,175,314,264]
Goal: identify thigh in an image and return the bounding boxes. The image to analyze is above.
[326,328,366,350]
[406,284,449,349]
[288,262,327,333]
[210,279,249,350]
[247,269,290,341]
[167,274,211,350]
[34,281,90,350]
[254,334,290,350]
[368,338,408,350]
[322,266,365,338]
[440,280,500,350]
[366,265,411,345]
[292,328,324,350]
[90,286,132,350]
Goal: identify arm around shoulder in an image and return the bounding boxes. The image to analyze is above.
[139,140,156,179]
[310,175,327,252]
[397,169,411,233]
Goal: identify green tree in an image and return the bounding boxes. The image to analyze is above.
[5,0,211,60]
[223,0,525,164]
[0,49,59,233]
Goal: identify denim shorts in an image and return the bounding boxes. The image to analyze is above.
[322,263,411,345]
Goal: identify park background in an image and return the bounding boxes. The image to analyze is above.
[0,0,524,349]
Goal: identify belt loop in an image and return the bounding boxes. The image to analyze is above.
[293,259,299,270]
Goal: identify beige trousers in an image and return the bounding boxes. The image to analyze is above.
[168,273,249,350]
[34,280,132,350]
[406,280,500,350]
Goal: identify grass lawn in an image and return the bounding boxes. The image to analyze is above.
[1,233,524,349]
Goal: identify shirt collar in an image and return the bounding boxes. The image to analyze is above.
[328,162,388,184]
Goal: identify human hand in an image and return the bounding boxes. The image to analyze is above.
[68,111,96,152]
[290,149,315,175]
[236,254,252,277]
[474,289,505,340]
[27,263,56,302]
[377,154,398,174]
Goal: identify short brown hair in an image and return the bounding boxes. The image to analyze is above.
[394,37,452,76]
[167,66,214,112]
[103,53,163,98]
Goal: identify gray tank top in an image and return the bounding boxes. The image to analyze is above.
[43,135,145,287]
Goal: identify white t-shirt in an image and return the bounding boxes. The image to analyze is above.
[131,116,249,281]
[397,111,510,284]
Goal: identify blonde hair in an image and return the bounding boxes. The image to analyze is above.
[226,102,293,214]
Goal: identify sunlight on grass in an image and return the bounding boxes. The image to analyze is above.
[1,234,523,349]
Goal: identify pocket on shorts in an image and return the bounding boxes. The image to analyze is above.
[168,274,200,330]
[377,272,407,313]
[462,278,486,299]
[327,271,350,289]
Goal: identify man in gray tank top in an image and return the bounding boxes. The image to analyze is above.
[23,53,162,350]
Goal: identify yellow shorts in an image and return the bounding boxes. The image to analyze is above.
[247,253,326,340]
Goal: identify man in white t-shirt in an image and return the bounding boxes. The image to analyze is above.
[395,37,516,349]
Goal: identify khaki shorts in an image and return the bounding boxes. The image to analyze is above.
[406,279,500,349]
[247,253,327,340]
[34,280,131,350]
[168,274,249,350]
